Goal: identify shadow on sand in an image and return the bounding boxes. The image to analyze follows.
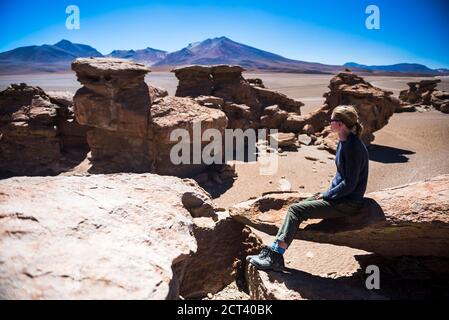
[368,144,415,164]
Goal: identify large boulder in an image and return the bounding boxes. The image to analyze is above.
[302,72,398,153]
[230,174,449,257]
[0,83,87,175]
[151,96,228,176]
[0,173,257,299]
[172,65,304,130]
[0,173,198,299]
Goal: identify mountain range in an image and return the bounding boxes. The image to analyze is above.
[1,37,448,76]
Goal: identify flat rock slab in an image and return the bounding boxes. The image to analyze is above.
[0,173,202,299]
[231,175,449,257]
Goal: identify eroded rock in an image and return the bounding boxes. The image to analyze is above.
[172,65,304,130]
[230,174,449,257]
[0,173,200,299]
[301,72,398,153]
[0,83,87,175]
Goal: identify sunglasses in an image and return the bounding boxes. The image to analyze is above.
[329,118,340,123]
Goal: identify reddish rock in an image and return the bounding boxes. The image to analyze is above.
[72,58,228,176]
[301,72,398,153]
[399,79,441,104]
[230,175,449,257]
[151,96,228,177]
[172,65,304,129]
[0,173,199,299]
[175,212,262,299]
[0,83,87,175]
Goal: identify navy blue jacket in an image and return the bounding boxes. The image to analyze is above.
[322,132,369,202]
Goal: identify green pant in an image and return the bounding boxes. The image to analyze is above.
[275,196,364,247]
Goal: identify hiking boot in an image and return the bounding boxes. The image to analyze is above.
[247,247,285,271]
[246,245,271,263]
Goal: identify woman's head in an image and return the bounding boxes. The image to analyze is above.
[330,105,363,138]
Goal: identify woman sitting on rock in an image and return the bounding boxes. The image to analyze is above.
[247,105,369,271]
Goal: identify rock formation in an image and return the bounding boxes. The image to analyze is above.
[399,79,440,104]
[0,83,87,175]
[150,96,227,177]
[72,58,155,172]
[172,65,304,130]
[399,79,449,114]
[299,72,398,153]
[0,173,260,299]
[72,58,228,176]
[230,174,449,257]
[174,210,262,299]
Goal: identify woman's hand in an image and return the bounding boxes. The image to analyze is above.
[312,192,324,200]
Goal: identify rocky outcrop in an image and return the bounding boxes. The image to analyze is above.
[430,90,449,113]
[0,173,197,299]
[72,58,153,173]
[174,211,262,299]
[301,72,398,153]
[230,174,449,257]
[399,79,441,104]
[0,173,259,299]
[72,58,228,176]
[151,96,227,177]
[398,79,449,114]
[0,83,87,175]
[172,65,304,130]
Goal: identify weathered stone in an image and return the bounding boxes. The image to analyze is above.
[175,212,262,299]
[230,175,449,257]
[151,96,228,177]
[72,58,230,176]
[300,72,398,153]
[73,58,151,137]
[0,84,87,175]
[194,96,225,109]
[431,90,449,114]
[259,105,289,129]
[149,84,168,101]
[269,132,297,148]
[399,79,441,105]
[172,65,304,129]
[0,173,202,299]
[281,114,306,132]
[297,134,312,146]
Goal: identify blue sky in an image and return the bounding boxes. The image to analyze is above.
[1,0,448,68]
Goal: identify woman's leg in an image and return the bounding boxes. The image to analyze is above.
[275,197,363,247]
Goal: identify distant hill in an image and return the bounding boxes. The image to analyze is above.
[153,36,344,74]
[0,37,447,76]
[344,62,449,76]
[107,47,168,66]
[0,39,102,74]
